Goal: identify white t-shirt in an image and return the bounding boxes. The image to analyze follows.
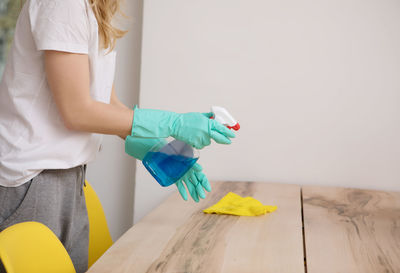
[0,0,117,187]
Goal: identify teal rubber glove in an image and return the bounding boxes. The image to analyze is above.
[130,105,235,149]
[176,163,211,202]
[125,136,211,202]
[125,135,164,160]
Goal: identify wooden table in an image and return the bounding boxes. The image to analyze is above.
[87,182,400,273]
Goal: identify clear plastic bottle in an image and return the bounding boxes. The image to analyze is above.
[142,138,199,187]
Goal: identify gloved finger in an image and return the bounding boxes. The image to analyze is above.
[201,137,211,148]
[175,180,188,201]
[184,177,199,202]
[198,138,212,149]
[210,130,232,144]
[190,172,205,199]
[202,112,214,118]
[192,163,203,172]
[211,120,236,138]
[191,163,211,192]
[195,171,211,192]
[192,142,205,150]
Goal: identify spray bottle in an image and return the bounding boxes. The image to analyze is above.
[142,106,240,187]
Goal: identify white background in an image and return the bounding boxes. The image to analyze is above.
[134,0,400,223]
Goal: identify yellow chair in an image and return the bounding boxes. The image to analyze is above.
[83,180,113,268]
[0,221,76,273]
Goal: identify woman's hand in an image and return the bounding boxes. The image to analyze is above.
[130,106,236,149]
[125,137,211,202]
[175,163,211,202]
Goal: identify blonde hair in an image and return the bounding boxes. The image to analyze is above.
[88,0,129,54]
[20,0,129,54]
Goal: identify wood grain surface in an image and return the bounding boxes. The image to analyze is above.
[87,181,305,273]
[303,186,400,273]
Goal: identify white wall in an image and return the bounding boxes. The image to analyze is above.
[134,0,400,223]
[86,0,143,240]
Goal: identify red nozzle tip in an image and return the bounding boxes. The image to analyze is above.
[228,123,240,131]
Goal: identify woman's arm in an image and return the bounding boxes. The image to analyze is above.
[110,84,134,139]
[44,50,133,139]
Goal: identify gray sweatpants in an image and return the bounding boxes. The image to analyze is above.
[0,165,89,273]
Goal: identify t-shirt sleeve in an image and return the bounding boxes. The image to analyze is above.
[29,0,90,54]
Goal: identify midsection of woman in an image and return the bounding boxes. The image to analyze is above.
[0,1,127,272]
[0,0,119,187]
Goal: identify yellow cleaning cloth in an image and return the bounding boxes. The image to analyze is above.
[203,192,277,216]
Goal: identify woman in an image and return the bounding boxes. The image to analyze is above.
[0,0,234,272]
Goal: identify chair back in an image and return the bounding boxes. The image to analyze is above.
[83,180,113,268]
[0,221,76,273]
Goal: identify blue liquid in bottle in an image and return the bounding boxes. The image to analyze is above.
[143,152,198,187]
